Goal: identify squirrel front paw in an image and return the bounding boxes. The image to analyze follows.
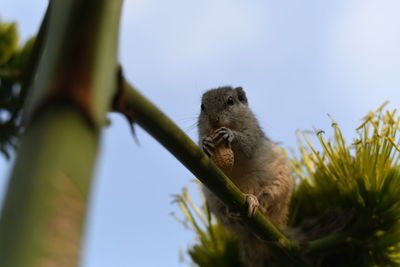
[213,127,234,146]
[201,136,216,157]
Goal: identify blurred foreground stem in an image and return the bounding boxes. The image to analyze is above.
[0,1,123,266]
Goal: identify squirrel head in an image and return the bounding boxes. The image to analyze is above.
[198,86,251,136]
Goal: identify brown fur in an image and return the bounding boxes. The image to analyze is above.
[198,86,293,266]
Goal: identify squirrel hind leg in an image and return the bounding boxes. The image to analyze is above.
[244,194,260,218]
[224,194,259,219]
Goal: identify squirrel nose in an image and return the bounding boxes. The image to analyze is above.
[209,115,221,127]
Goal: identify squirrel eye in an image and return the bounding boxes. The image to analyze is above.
[227,96,234,106]
[201,104,205,111]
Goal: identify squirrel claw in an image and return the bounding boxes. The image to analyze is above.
[227,210,242,219]
[213,127,234,145]
[225,194,260,219]
[223,205,241,219]
[244,194,259,218]
[201,136,215,157]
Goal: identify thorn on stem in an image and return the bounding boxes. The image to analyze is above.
[113,66,139,145]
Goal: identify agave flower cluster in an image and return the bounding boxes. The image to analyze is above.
[175,103,400,267]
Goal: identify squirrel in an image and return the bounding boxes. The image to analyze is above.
[197,86,293,266]
[197,86,355,266]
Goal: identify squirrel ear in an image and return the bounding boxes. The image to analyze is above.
[235,87,248,104]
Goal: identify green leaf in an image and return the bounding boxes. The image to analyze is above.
[0,21,19,66]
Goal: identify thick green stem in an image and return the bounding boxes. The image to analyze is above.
[303,232,349,256]
[0,1,123,266]
[122,81,309,266]
[19,1,51,97]
[0,106,98,267]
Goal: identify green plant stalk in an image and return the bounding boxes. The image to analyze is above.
[302,232,348,256]
[16,0,51,114]
[0,1,123,266]
[122,81,309,266]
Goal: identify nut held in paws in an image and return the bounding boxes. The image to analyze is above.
[209,128,234,172]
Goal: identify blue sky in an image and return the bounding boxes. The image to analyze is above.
[2,1,400,266]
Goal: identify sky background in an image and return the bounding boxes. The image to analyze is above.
[2,1,400,266]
